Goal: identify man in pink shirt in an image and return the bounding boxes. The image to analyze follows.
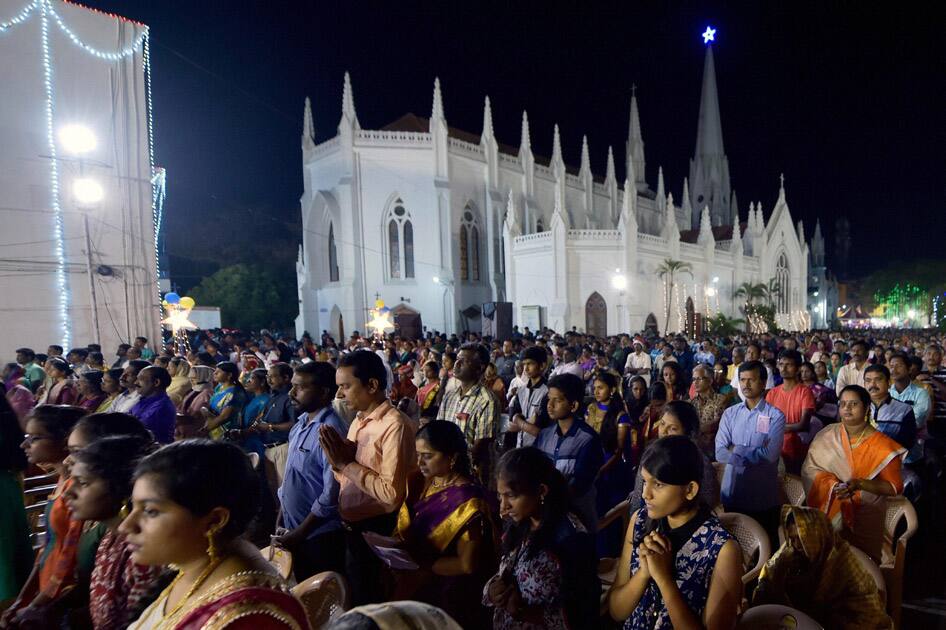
[320,349,417,605]
[765,349,815,474]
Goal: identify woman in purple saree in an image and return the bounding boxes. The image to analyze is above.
[394,421,496,628]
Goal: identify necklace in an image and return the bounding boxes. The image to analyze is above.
[157,555,226,626]
[846,424,871,449]
[431,474,459,489]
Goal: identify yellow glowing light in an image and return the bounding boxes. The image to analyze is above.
[161,305,197,334]
[366,299,395,336]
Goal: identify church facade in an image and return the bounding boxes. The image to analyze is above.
[296,45,822,339]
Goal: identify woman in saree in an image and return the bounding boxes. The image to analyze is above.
[394,421,495,626]
[166,358,191,407]
[802,384,904,563]
[39,358,78,406]
[178,366,213,419]
[200,362,246,440]
[96,369,124,413]
[638,381,668,446]
[1,405,87,629]
[77,371,108,412]
[753,505,892,630]
[415,361,441,421]
[0,396,32,605]
[122,440,307,630]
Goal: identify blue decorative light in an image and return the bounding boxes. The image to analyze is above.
[702,26,716,44]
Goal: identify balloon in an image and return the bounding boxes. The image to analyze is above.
[165,292,180,304]
[179,296,195,309]
[162,300,169,308]
[375,299,385,309]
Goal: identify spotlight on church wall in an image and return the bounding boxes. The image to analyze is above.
[59,124,97,155]
[73,178,104,205]
[705,287,717,297]
[611,274,627,291]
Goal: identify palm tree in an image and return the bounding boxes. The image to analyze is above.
[656,259,693,333]
[734,281,767,313]
[763,278,782,308]
[705,313,746,337]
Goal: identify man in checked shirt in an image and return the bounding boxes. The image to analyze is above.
[437,343,500,484]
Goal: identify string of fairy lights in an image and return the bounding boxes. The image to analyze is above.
[1,0,161,349]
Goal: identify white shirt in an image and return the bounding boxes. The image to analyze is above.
[550,361,584,379]
[624,351,652,385]
[835,362,867,394]
[111,390,141,414]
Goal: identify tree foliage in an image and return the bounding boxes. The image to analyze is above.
[189,263,297,331]
[656,259,693,334]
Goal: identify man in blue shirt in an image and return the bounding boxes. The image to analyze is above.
[536,373,602,532]
[716,360,785,546]
[888,353,929,465]
[258,362,299,498]
[672,336,695,384]
[273,361,347,580]
[130,366,176,444]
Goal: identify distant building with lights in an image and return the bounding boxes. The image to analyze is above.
[296,41,819,339]
[0,0,162,354]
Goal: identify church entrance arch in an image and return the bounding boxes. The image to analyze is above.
[644,313,659,336]
[391,303,423,339]
[585,292,607,338]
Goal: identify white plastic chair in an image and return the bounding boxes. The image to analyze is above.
[880,496,918,629]
[737,604,824,629]
[292,571,349,629]
[718,512,772,584]
[780,474,807,507]
[260,545,293,580]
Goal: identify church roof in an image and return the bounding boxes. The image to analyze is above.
[382,113,603,182]
[677,222,747,244]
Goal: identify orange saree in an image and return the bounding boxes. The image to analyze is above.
[801,424,904,562]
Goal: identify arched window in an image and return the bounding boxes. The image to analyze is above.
[385,199,414,280]
[536,217,544,233]
[460,206,480,282]
[775,252,791,314]
[328,223,339,282]
[459,225,469,281]
[404,221,414,279]
[471,226,480,281]
[388,220,400,279]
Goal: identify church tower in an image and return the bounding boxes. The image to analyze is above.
[688,39,732,229]
[625,87,647,193]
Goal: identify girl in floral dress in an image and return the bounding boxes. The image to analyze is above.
[484,447,599,629]
[609,436,743,629]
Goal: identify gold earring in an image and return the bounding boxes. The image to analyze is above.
[206,526,220,563]
[118,500,130,521]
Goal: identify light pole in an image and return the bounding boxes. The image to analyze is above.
[611,269,627,333]
[60,124,102,346]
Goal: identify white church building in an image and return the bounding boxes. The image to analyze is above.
[296,43,820,339]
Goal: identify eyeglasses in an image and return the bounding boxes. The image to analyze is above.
[22,434,53,445]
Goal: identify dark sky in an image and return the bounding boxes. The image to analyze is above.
[83,1,946,279]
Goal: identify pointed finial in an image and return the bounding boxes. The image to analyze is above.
[431,77,444,121]
[341,72,358,129]
[551,124,563,172]
[699,206,713,242]
[777,173,787,203]
[631,83,637,98]
[606,146,616,181]
[520,111,531,153]
[482,96,494,140]
[580,135,591,177]
[682,177,692,212]
[656,166,665,196]
[302,96,315,150]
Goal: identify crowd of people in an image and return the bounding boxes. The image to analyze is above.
[1,324,943,629]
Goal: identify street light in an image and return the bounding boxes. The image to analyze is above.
[705,287,717,297]
[60,124,103,346]
[908,309,917,319]
[59,124,97,154]
[611,274,627,291]
[73,178,104,205]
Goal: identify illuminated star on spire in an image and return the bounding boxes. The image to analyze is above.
[702,26,716,44]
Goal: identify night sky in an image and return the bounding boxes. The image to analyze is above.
[81,1,946,281]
